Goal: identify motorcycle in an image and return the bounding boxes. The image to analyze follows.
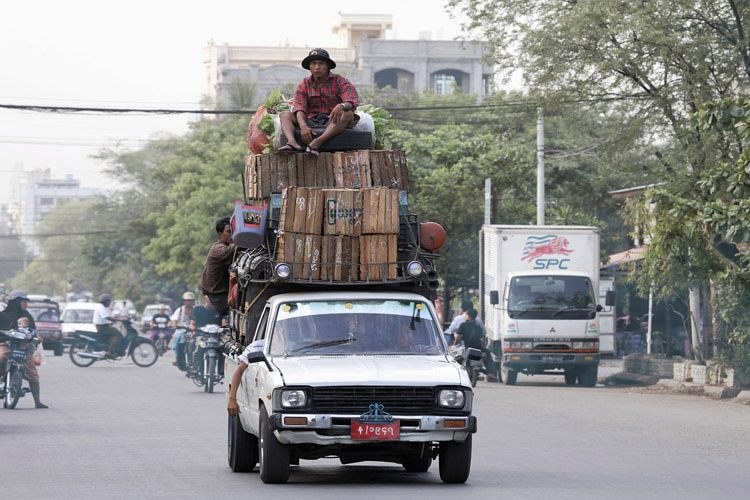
[68,318,158,368]
[448,343,486,387]
[150,317,173,356]
[0,327,36,409]
[186,324,227,393]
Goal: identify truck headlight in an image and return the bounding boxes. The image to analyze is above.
[280,389,307,408]
[275,263,292,279]
[438,389,465,408]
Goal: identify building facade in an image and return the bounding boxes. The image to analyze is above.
[202,13,493,108]
[8,170,101,255]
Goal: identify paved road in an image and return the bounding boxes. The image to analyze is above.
[2,353,748,499]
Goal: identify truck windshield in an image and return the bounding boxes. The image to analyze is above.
[268,299,445,357]
[507,275,596,320]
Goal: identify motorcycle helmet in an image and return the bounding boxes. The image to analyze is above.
[99,293,112,304]
[8,289,29,301]
[182,292,195,301]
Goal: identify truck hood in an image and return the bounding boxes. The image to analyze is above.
[270,355,464,386]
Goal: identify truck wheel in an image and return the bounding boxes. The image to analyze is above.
[438,434,472,483]
[578,366,598,387]
[402,454,432,472]
[501,365,517,385]
[564,368,578,385]
[228,414,258,472]
[259,406,290,483]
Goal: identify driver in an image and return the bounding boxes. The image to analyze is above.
[149,304,171,342]
[93,294,123,358]
[0,290,48,408]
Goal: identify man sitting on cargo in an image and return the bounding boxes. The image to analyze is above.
[277,48,359,156]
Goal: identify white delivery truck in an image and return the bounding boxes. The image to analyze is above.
[479,225,614,386]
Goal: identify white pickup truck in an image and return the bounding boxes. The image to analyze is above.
[226,290,478,484]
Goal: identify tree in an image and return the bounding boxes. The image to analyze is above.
[449,0,750,365]
[389,91,650,300]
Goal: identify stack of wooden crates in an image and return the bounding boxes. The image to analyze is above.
[244,150,410,282]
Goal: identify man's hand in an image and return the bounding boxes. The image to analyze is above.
[300,124,315,145]
[329,103,345,124]
[227,397,240,416]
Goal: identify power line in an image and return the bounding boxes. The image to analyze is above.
[0,94,650,115]
[0,230,118,239]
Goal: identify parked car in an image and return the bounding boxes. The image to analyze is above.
[26,297,65,356]
[61,302,99,336]
[140,304,172,331]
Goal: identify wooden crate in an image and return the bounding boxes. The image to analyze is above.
[278,187,325,235]
[320,235,359,281]
[361,187,400,234]
[246,150,410,201]
[302,234,321,280]
[323,189,363,236]
[359,234,398,281]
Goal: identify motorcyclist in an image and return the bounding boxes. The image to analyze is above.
[170,292,195,371]
[93,294,123,358]
[454,308,499,382]
[0,290,48,408]
[188,295,222,379]
[149,304,171,343]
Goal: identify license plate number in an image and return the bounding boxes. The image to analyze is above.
[351,419,400,441]
[541,355,563,362]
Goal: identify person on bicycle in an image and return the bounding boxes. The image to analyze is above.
[0,290,48,408]
[93,294,123,358]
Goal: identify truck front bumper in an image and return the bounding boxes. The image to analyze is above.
[270,413,476,445]
[503,352,599,372]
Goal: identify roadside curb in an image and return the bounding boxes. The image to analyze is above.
[603,372,660,386]
[735,391,750,405]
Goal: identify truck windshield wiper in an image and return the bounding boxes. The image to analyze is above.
[288,337,356,354]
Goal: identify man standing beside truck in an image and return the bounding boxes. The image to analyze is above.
[201,217,235,321]
[277,48,359,155]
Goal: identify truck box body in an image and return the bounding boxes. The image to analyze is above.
[480,225,602,385]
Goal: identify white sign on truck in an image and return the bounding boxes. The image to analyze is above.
[479,225,612,386]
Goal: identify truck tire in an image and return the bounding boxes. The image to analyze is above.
[564,368,578,385]
[284,128,373,152]
[578,366,598,387]
[438,434,472,483]
[501,365,518,385]
[228,414,258,472]
[259,406,290,483]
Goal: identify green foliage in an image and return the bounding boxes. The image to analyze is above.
[258,113,275,137]
[9,199,103,295]
[262,90,291,113]
[0,235,27,282]
[357,104,393,149]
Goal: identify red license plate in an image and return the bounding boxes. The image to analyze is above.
[351,419,400,441]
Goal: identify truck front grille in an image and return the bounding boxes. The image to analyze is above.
[534,343,570,351]
[311,386,438,415]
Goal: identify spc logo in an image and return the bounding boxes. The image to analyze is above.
[521,235,574,269]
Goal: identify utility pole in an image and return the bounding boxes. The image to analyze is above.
[536,107,545,225]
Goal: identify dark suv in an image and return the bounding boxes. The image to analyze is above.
[26,298,65,356]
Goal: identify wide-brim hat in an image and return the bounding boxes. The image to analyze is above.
[302,48,336,70]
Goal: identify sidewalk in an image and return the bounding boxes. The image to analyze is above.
[601,355,750,404]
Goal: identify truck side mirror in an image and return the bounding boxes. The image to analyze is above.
[596,304,603,312]
[605,290,615,306]
[490,290,499,305]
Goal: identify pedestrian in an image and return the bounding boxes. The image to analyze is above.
[201,216,236,321]
[0,290,48,408]
[277,48,360,155]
